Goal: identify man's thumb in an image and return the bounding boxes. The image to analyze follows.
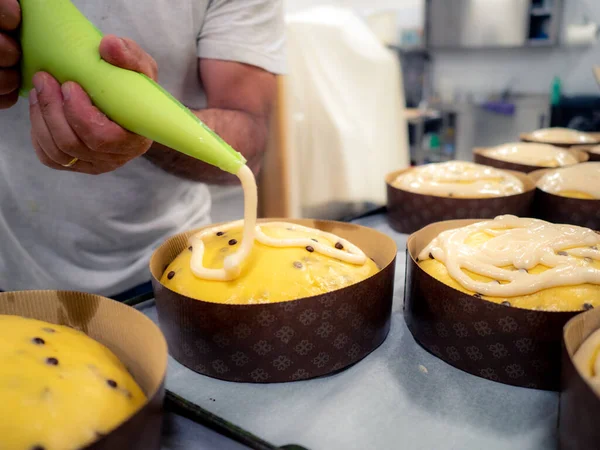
[99,35,158,81]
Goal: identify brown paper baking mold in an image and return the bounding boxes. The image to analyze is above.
[559,308,600,450]
[473,147,589,173]
[385,168,534,234]
[150,219,396,383]
[404,219,580,391]
[529,169,600,230]
[0,290,168,450]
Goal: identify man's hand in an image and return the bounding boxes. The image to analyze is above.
[29,35,158,175]
[0,0,21,109]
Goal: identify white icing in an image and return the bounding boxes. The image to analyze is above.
[189,165,257,280]
[188,166,367,281]
[483,142,578,167]
[537,162,600,199]
[418,215,600,297]
[392,161,524,197]
[530,127,598,144]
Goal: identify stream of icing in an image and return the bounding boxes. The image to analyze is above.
[189,165,367,281]
[418,215,600,297]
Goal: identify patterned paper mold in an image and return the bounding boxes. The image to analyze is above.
[529,169,600,230]
[473,147,588,174]
[0,291,168,450]
[150,219,396,383]
[405,219,581,391]
[560,308,600,450]
[385,168,534,234]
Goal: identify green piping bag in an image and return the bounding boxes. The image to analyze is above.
[19,0,246,174]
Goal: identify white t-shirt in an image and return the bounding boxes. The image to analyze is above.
[0,0,285,296]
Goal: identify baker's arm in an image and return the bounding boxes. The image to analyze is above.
[144,58,276,184]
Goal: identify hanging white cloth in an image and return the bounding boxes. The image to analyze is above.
[285,6,410,217]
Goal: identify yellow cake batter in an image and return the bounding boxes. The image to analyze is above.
[574,328,600,394]
[162,223,379,304]
[0,315,146,450]
[418,216,600,311]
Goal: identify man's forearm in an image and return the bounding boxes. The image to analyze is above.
[144,108,268,184]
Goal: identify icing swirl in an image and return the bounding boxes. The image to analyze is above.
[392,161,524,198]
[187,164,367,282]
[483,142,578,167]
[418,215,600,297]
[537,162,600,199]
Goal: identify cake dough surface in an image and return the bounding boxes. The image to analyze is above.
[391,161,524,198]
[0,315,146,450]
[418,216,600,311]
[482,142,578,168]
[537,162,600,199]
[162,223,379,304]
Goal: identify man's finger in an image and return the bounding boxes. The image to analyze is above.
[99,35,158,81]
[0,32,19,67]
[32,136,71,172]
[62,81,150,157]
[0,0,21,31]
[0,68,19,94]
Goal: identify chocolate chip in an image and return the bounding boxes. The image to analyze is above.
[188,246,193,251]
[167,271,175,280]
[107,379,118,388]
[32,337,45,345]
[448,193,454,197]
[335,242,344,250]
[584,303,594,311]
[42,328,55,333]
[216,231,224,236]
[311,239,318,243]
[306,246,315,253]
[293,261,303,269]
[228,239,238,246]
[502,301,511,307]
[429,253,434,260]
[46,357,59,366]
[557,251,568,256]
[473,293,483,298]
[31,445,46,450]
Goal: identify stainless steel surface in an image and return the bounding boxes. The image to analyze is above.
[427,0,530,48]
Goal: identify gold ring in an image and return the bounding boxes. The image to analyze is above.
[63,157,79,168]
